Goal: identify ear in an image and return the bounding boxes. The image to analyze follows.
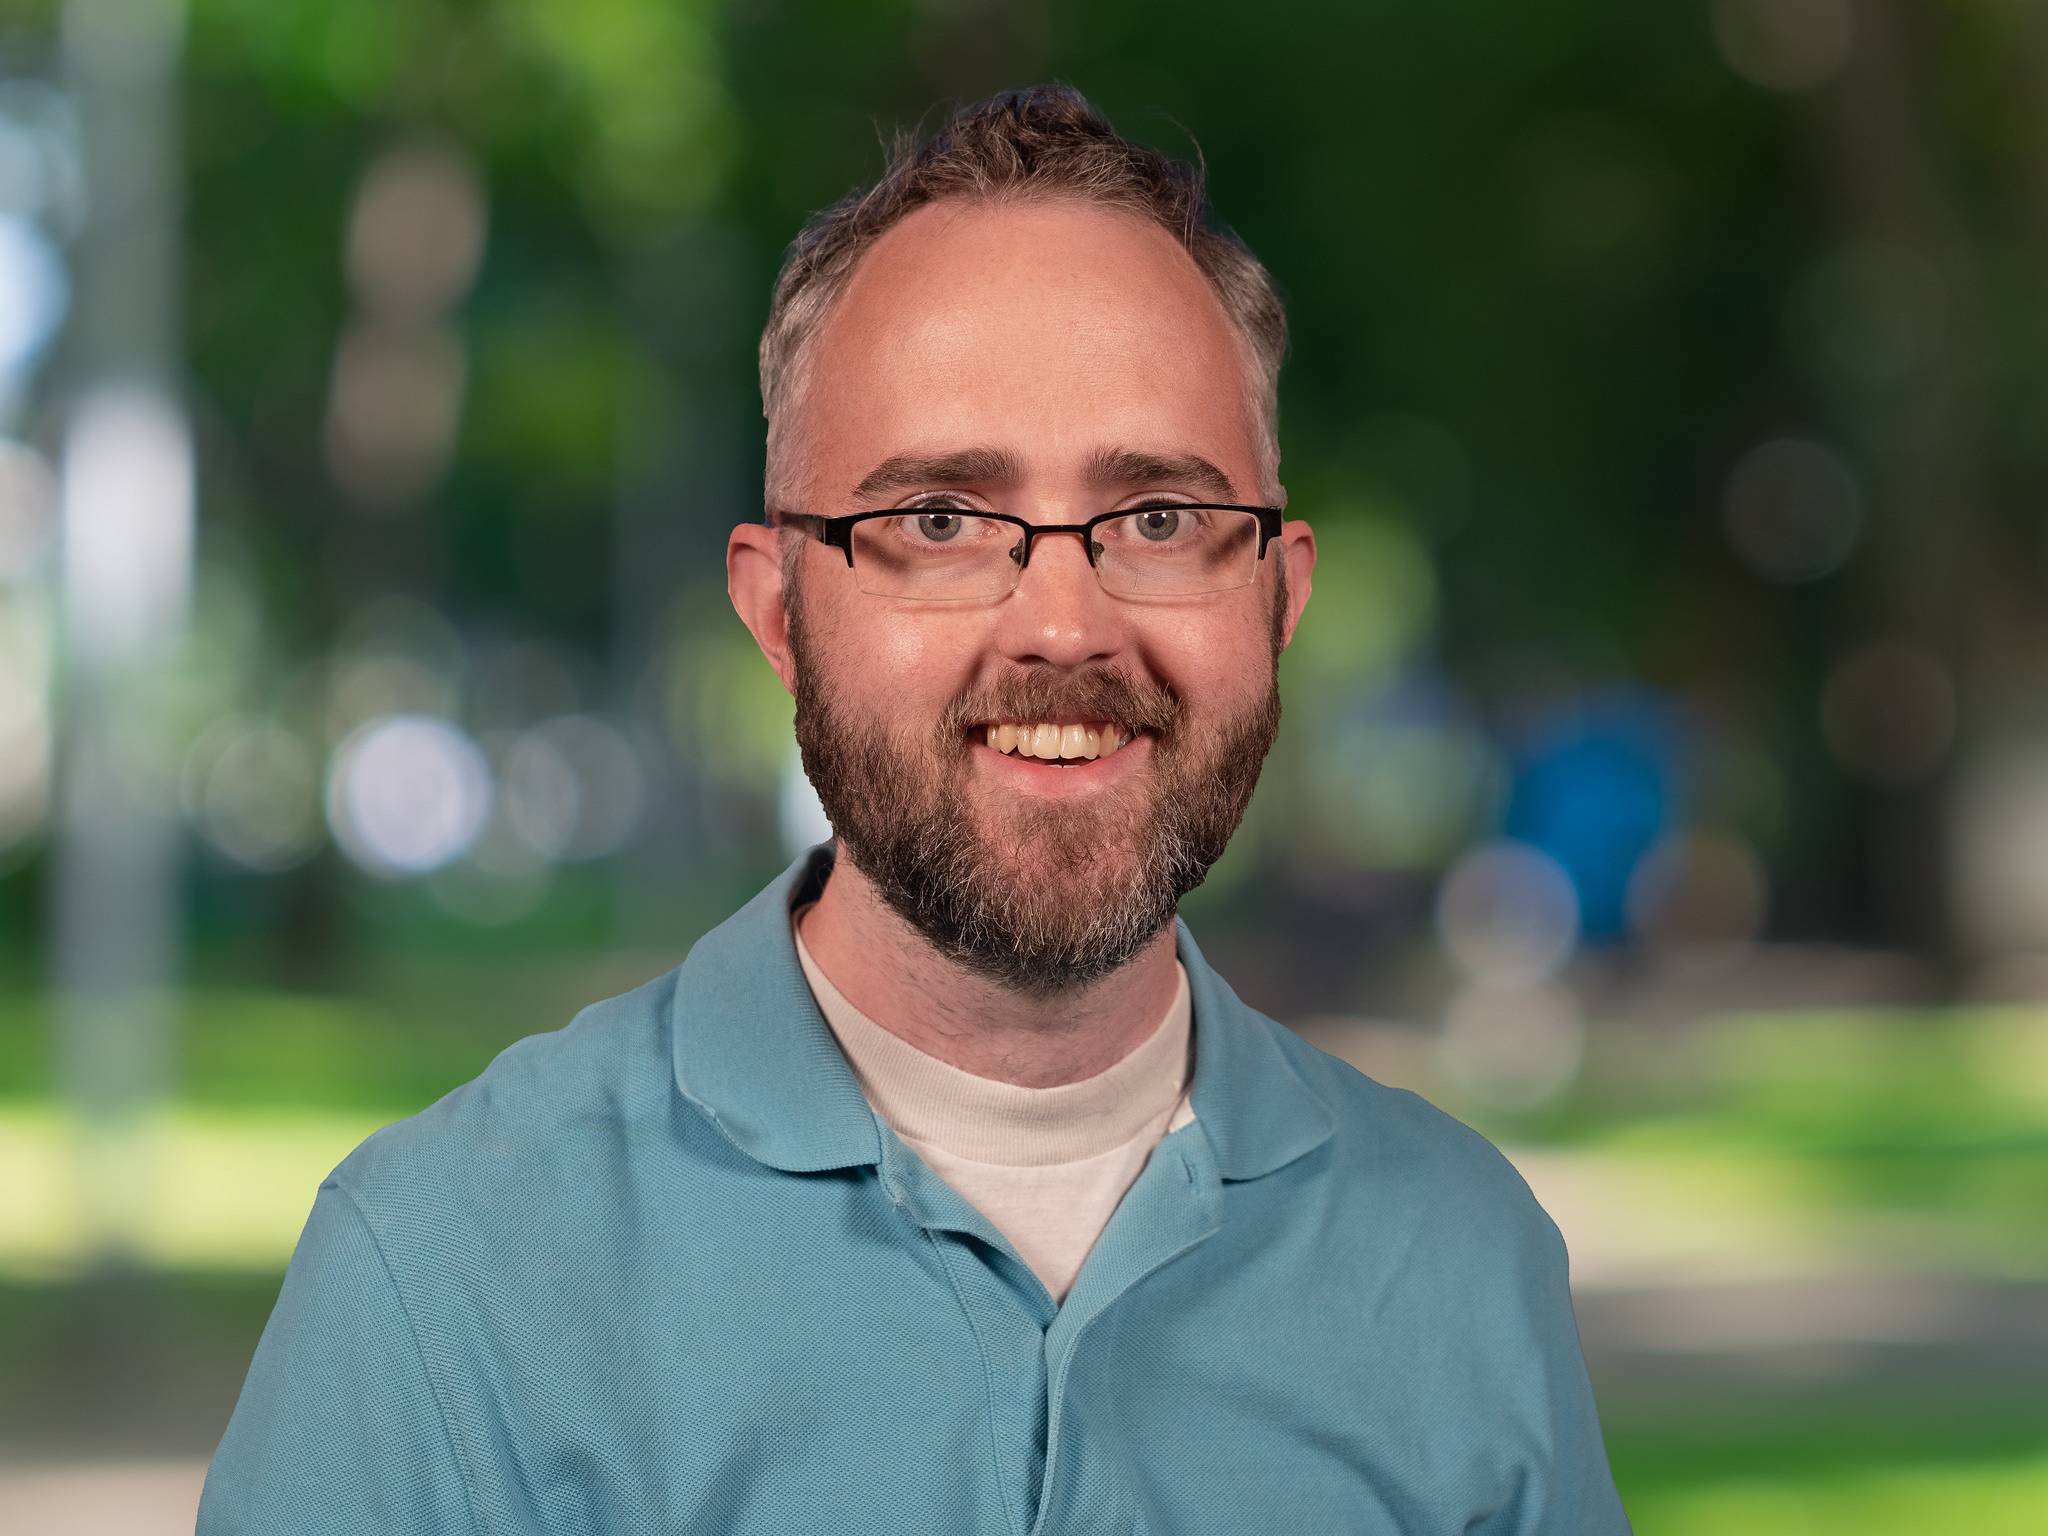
[1276,516,1316,651]
[728,522,799,696]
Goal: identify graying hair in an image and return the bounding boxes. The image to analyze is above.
[759,84,1288,507]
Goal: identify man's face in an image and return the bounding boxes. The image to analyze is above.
[752,199,1314,996]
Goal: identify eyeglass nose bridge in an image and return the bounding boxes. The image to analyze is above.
[1007,523,1108,575]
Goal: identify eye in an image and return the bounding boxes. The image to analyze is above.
[1130,506,1184,542]
[912,510,966,543]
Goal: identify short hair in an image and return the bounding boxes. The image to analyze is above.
[759,84,1288,507]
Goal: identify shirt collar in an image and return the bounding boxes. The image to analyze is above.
[669,843,1335,1182]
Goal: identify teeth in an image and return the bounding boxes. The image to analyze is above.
[984,721,1136,761]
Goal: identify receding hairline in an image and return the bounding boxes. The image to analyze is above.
[767,190,1280,508]
[760,85,1289,510]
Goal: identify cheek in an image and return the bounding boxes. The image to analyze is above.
[816,597,981,711]
[871,624,947,682]
[1135,609,1269,710]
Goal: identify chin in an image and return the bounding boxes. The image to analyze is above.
[971,786,1139,855]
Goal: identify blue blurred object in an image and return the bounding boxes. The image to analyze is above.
[1502,691,1679,940]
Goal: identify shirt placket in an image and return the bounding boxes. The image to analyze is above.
[877,1121,1224,1536]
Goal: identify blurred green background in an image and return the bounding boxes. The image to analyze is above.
[2,0,2046,1529]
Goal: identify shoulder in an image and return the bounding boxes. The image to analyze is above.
[1268,1019,1560,1249]
[324,965,686,1224]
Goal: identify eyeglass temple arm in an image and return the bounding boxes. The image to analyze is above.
[770,512,856,568]
[1251,508,1281,559]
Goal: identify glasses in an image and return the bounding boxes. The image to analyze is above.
[774,504,1283,601]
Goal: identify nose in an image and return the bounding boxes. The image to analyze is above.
[994,525,1125,668]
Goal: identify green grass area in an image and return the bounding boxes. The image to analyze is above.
[0,964,635,1113]
[0,992,473,1114]
[1465,1005,2048,1273]
[1608,1403,2048,1536]
[0,1106,392,1277]
[1482,1005,2048,1149]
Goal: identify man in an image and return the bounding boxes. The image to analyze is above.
[200,86,1630,1534]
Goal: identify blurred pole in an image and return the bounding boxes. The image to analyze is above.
[50,0,191,1271]
[1807,0,1984,967]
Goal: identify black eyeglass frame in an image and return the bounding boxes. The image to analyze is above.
[771,504,1285,591]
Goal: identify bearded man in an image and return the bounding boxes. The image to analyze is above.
[201,86,1631,1535]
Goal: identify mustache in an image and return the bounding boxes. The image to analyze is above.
[937,665,1182,739]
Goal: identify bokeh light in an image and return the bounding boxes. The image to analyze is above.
[1712,0,1854,94]
[1722,436,1863,584]
[1626,828,1770,971]
[323,321,468,508]
[499,726,578,858]
[325,138,485,509]
[1305,680,1500,870]
[182,716,322,872]
[503,714,644,861]
[345,140,487,322]
[324,713,491,878]
[58,386,193,664]
[1436,839,1581,986]
[0,212,67,380]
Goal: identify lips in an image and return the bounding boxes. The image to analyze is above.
[968,726,1154,797]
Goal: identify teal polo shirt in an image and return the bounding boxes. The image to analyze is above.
[199,844,1630,1534]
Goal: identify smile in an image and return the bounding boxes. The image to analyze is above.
[978,720,1137,765]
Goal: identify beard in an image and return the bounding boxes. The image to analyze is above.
[786,578,1286,998]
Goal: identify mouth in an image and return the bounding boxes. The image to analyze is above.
[973,720,1145,766]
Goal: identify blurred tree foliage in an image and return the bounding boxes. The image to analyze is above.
[6,0,2047,965]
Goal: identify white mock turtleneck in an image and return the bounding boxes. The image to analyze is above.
[791,904,1196,1304]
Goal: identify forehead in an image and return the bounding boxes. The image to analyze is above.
[795,198,1259,496]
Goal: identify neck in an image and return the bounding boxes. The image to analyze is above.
[796,845,1182,1088]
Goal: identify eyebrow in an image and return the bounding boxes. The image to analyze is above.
[1085,447,1239,502]
[850,445,1240,503]
[852,447,1022,500]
